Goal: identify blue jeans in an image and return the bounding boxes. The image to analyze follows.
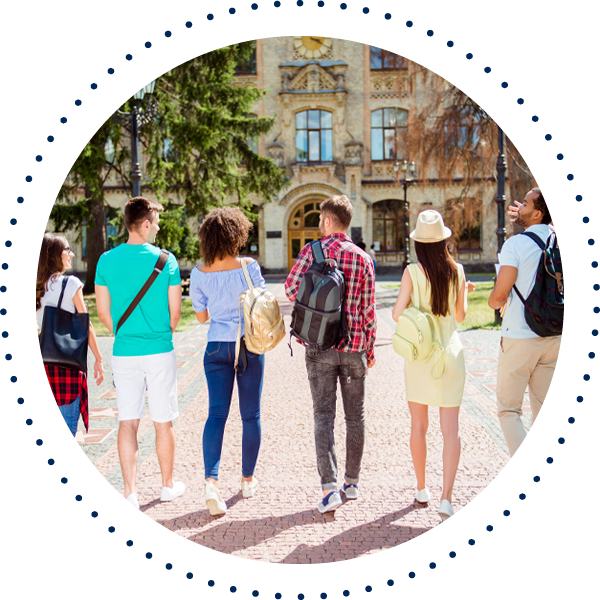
[42,396,81,458]
[203,341,265,480]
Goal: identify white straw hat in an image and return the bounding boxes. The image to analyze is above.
[410,210,452,243]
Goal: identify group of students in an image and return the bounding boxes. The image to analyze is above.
[36,188,559,521]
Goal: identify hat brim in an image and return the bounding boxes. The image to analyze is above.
[410,226,453,243]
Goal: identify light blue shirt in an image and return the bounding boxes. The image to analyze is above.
[190,260,266,342]
[499,224,551,339]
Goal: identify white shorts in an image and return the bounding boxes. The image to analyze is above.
[111,350,178,423]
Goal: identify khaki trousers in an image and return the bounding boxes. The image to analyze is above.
[497,335,561,456]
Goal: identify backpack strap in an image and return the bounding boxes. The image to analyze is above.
[240,257,254,290]
[116,249,169,334]
[513,231,546,306]
[234,258,252,372]
[311,240,326,264]
[57,276,70,310]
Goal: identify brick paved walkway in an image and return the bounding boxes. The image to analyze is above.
[80,280,521,563]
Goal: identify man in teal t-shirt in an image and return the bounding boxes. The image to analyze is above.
[95,196,185,509]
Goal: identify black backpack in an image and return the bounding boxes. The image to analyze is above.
[290,241,348,353]
[513,231,564,337]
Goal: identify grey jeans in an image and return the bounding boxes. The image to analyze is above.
[305,347,367,491]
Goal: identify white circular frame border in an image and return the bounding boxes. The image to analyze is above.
[3,1,594,597]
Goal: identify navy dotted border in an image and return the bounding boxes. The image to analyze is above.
[11,2,586,596]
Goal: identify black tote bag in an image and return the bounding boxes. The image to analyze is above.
[39,277,89,372]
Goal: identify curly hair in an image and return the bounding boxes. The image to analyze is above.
[36,233,68,311]
[320,195,353,230]
[531,187,552,225]
[198,207,252,266]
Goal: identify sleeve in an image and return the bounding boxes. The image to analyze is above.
[167,252,181,285]
[284,243,314,301]
[94,253,107,285]
[499,237,520,269]
[190,267,208,313]
[249,260,266,289]
[68,276,84,299]
[361,258,377,362]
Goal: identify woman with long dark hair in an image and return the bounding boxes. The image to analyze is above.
[37,233,104,436]
[189,207,266,516]
[392,211,475,521]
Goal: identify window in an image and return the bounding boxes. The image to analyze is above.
[444,106,482,156]
[295,110,333,163]
[519,33,556,63]
[596,102,600,152]
[372,200,405,253]
[240,205,260,256]
[445,197,482,252]
[371,108,408,161]
[370,35,406,71]
[82,207,119,259]
[235,41,257,74]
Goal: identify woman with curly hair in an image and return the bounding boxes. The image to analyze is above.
[190,207,266,516]
[36,233,105,436]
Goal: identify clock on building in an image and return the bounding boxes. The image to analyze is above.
[294,36,333,59]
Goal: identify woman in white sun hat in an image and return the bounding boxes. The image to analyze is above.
[392,210,475,521]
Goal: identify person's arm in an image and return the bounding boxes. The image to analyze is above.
[284,244,313,301]
[21,311,35,344]
[168,284,182,332]
[454,278,468,323]
[95,284,113,334]
[361,260,377,370]
[488,266,518,310]
[195,309,210,324]
[391,267,413,322]
[73,287,104,385]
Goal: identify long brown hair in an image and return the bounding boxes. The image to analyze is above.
[36,233,68,310]
[414,240,459,317]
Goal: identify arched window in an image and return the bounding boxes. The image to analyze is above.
[519,33,557,63]
[372,200,405,254]
[444,105,482,156]
[371,108,408,161]
[370,46,407,70]
[295,110,333,163]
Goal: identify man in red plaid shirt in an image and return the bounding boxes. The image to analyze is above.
[285,194,376,513]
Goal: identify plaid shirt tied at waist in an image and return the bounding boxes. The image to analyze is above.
[285,233,377,361]
[44,365,89,432]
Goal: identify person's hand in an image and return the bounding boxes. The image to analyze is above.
[367,357,376,372]
[467,281,476,292]
[507,200,522,223]
[94,359,105,386]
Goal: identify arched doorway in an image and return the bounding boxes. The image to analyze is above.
[288,200,322,270]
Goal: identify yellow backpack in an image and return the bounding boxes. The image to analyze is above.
[392,264,445,379]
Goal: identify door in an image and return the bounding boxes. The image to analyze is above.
[288,230,319,271]
[288,200,322,271]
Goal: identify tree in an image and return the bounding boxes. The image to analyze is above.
[51,41,287,293]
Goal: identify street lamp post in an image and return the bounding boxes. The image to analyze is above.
[495,126,508,323]
[112,81,159,197]
[394,159,417,270]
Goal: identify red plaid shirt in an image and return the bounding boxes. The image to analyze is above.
[44,365,89,432]
[285,233,377,361]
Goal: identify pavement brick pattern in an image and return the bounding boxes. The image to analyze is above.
[79,279,533,563]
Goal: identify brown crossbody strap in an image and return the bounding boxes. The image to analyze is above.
[115,249,169,334]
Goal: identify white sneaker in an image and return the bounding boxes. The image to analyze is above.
[438,499,454,521]
[415,487,431,503]
[241,477,259,498]
[205,482,227,516]
[161,481,185,501]
[117,493,140,517]
[26,490,61,523]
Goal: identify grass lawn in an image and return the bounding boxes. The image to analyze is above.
[84,295,199,337]
[379,281,500,331]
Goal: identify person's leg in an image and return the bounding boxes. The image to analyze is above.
[439,406,461,503]
[339,351,366,488]
[236,349,265,481]
[496,337,534,457]
[407,401,429,491]
[118,419,141,498]
[146,350,180,491]
[54,396,81,458]
[203,342,235,485]
[305,348,340,494]
[528,336,561,425]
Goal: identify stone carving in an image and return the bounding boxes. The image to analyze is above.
[370,71,409,99]
[267,141,284,166]
[344,139,363,164]
[287,63,340,93]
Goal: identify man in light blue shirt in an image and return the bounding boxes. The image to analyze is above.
[488,188,561,456]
